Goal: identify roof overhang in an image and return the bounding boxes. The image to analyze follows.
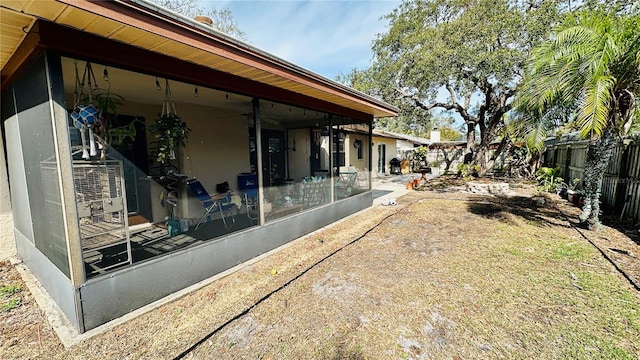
[0,0,398,119]
[373,129,430,145]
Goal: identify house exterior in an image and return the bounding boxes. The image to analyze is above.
[0,0,397,333]
[371,129,429,176]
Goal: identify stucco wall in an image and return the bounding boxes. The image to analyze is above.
[288,128,311,181]
[371,136,398,177]
[345,134,369,173]
[175,103,250,220]
[115,101,251,223]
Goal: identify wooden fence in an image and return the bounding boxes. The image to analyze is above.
[543,140,640,224]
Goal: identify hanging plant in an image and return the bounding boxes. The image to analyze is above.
[71,62,126,160]
[92,88,125,150]
[150,79,191,163]
[150,112,190,163]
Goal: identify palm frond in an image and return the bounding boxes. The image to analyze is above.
[577,75,615,137]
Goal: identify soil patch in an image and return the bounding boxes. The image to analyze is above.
[2,178,638,359]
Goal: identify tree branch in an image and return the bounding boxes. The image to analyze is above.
[395,86,477,124]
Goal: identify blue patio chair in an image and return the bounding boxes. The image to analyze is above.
[186,179,236,230]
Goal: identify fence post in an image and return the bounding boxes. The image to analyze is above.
[614,145,627,212]
[564,145,572,181]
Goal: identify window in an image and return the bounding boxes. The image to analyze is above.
[332,131,345,167]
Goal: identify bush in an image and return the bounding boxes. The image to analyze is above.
[536,167,563,193]
[456,163,480,180]
[412,146,429,171]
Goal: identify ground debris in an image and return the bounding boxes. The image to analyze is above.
[3,177,640,359]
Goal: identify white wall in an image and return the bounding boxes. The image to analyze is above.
[344,134,369,171]
[371,136,397,177]
[101,100,251,223]
[288,128,311,181]
[396,139,415,153]
[168,104,250,221]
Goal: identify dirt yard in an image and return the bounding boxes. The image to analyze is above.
[2,178,639,359]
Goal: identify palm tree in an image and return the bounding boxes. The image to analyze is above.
[516,8,640,229]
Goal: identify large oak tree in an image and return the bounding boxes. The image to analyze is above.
[364,0,567,173]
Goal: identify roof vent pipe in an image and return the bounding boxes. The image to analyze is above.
[194,15,213,26]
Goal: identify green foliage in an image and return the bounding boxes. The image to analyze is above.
[567,178,581,191]
[413,146,429,169]
[437,126,462,141]
[536,167,563,193]
[93,90,124,119]
[150,113,191,164]
[516,6,639,227]
[1,284,22,312]
[2,298,20,311]
[456,163,480,180]
[1,284,21,297]
[516,8,640,143]
[361,0,569,173]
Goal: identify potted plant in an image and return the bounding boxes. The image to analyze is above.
[412,146,429,172]
[430,160,442,175]
[150,112,191,163]
[564,178,581,201]
[150,79,191,164]
[569,188,586,207]
[93,89,125,154]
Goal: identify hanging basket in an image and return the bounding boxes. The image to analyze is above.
[70,61,100,159]
[150,79,191,163]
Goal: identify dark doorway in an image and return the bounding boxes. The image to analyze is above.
[107,115,152,222]
[310,128,322,175]
[250,129,286,187]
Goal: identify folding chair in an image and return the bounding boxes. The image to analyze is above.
[243,187,259,223]
[186,179,236,230]
[237,173,258,223]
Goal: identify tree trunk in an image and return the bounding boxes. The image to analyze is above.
[464,122,476,164]
[474,144,488,174]
[579,126,616,230]
[473,111,506,176]
[483,135,511,176]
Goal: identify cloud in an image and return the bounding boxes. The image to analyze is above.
[204,0,400,79]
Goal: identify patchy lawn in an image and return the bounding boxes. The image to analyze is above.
[2,180,639,359]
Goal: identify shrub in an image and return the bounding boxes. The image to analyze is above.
[536,167,563,193]
[456,163,480,180]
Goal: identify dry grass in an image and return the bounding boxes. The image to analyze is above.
[1,180,639,359]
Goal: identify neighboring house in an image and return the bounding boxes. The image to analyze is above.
[0,0,397,333]
[427,140,468,172]
[371,129,429,176]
